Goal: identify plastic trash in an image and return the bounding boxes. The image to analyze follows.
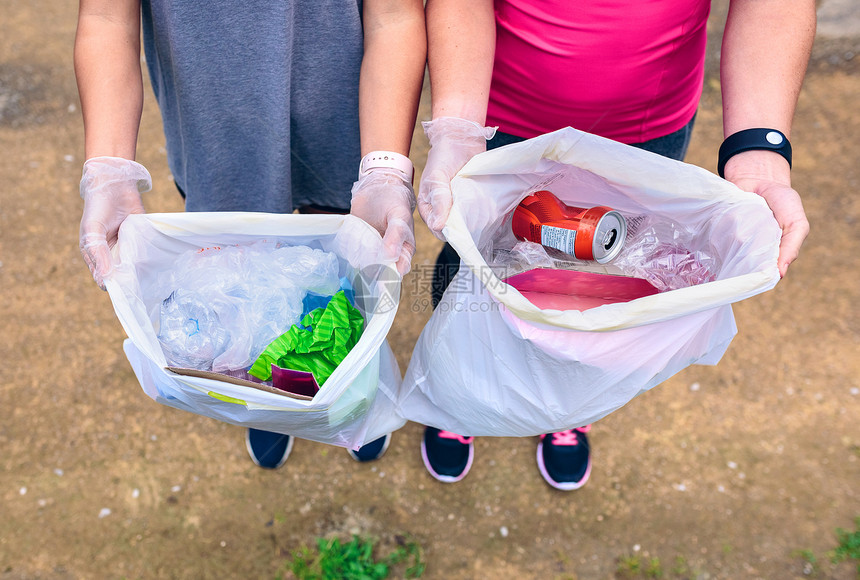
[249,290,366,385]
[490,214,716,293]
[155,241,341,372]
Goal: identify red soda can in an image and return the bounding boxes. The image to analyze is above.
[511,190,627,263]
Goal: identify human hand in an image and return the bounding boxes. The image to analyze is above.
[419,117,496,239]
[350,168,416,276]
[724,150,809,277]
[79,156,152,289]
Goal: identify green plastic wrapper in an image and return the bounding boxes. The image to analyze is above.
[248,290,365,386]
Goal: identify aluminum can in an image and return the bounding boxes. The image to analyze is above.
[511,190,626,263]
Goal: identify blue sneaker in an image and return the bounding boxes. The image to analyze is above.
[347,433,392,462]
[245,428,294,469]
[536,425,592,491]
[421,427,474,483]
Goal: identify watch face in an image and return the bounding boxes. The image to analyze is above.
[765,131,785,145]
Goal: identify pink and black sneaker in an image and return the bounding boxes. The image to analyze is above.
[536,425,592,491]
[421,427,474,483]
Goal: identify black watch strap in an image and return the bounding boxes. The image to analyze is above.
[717,128,792,178]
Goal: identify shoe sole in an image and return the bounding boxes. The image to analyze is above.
[536,440,592,491]
[245,430,294,469]
[347,433,392,462]
[420,438,474,483]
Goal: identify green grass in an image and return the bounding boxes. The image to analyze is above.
[616,554,663,579]
[279,534,424,580]
[794,516,860,577]
[831,517,860,574]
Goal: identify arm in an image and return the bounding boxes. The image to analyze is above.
[75,0,151,289]
[425,0,496,124]
[350,0,426,274]
[415,0,497,238]
[359,0,426,156]
[720,0,815,276]
[75,0,144,159]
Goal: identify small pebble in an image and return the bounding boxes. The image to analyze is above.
[500,526,509,538]
[98,508,111,518]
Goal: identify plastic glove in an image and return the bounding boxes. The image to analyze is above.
[350,168,416,276]
[418,117,497,239]
[79,156,152,289]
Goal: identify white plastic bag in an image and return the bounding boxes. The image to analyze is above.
[105,212,406,449]
[396,127,781,436]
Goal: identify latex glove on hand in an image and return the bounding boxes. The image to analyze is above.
[350,168,417,276]
[79,156,152,289]
[419,117,497,239]
[723,150,809,277]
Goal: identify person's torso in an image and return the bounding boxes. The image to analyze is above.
[488,0,711,143]
[141,0,364,212]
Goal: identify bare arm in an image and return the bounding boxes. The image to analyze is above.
[359,0,427,156]
[75,0,144,160]
[350,0,426,274]
[414,0,496,238]
[425,0,495,123]
[720,0,815,276]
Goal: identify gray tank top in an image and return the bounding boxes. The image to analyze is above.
[141,0,363,212]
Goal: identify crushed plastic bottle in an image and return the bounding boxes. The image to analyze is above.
[158,289,232,370]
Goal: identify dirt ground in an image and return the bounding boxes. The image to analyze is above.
[1,1,858,579]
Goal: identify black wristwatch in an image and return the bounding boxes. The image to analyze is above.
[717,128,792,178]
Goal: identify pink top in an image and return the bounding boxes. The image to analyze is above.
[487,0,711,143]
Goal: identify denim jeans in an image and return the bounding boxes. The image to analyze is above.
[487,114,696,161]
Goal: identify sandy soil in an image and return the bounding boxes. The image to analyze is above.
[1,1,858,579]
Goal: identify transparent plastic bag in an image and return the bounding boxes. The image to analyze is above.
[155,241,340,372]
[610,214,717,292]
[489,240,556,278]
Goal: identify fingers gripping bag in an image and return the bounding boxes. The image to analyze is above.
[396,127,781,436]
[104,212,405,449]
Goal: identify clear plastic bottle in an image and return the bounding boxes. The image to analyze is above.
[157,289,232,370]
